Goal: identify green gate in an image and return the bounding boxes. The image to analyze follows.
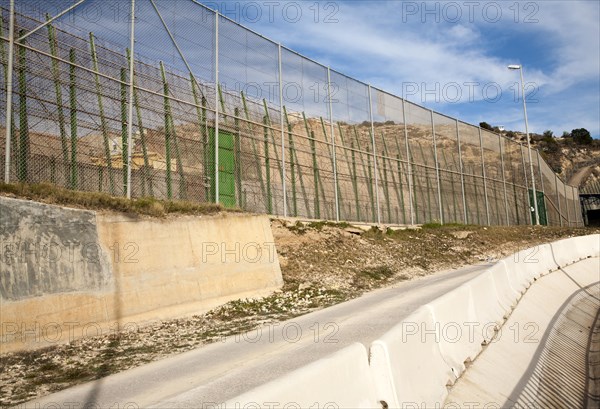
[209,129,236,208]
[528,189,548,226]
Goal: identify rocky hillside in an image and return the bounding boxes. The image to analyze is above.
[502,130,600,191]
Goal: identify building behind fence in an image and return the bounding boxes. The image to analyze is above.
[0,1,584,226]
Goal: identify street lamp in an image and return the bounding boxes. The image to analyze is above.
[508,64,540,226]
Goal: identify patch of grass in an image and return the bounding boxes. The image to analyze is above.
[287,221,308,235]
[38,361,60,372]
[286,220,351,234]
[307,220,351,230]
[421,222,468,229]
[363,226,386,240]
[358,265,395,281]
[0,182,233,217]
[57,367,94,382]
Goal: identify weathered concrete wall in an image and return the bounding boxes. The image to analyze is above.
[0,197,283,352]
[0,198,112,300]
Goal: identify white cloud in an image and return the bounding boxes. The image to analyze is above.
[252,0,598,136]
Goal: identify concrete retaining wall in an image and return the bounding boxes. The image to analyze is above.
[0,197,283,352]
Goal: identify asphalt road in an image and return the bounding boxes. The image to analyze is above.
[26,263,490,409]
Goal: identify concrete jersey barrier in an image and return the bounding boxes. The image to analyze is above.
[225,343,380,409]
[222,234,600,409]
[368,234,599,408]
[369,306,454,408]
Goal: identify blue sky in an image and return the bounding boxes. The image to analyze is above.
[8,0,600,137]
[206,0,600,138]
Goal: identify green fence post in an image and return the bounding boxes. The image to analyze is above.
[380,150,391,223]
[320,117,343,216]
[283,106,311,218]
[442,150,458,222]
[381,132,403,224]
[69,48,78,190]
[262,101,283,181]
[171,118,186,201]
[390,131,408,225]
[160,62,186,200]
[128,48,152,197]
[353,126,375,222]
[337,124,360,221]
[159,62,172,199]
[365,139,376,223]
[240,92,267,207]
[46,19,69,178]
[406,144,421,224]
[493,174,502,225]
[190,75,207,200]
[472,168,481,225]
[303,113,326,219]
[17,31,28,183]
[417,142,432,222]
[513,169,521,225]
[310,130,321,219]
[397,154,406,224]
[0,17,17,173]
[285,111,297,216]
[234,107,243,208]
[263,115,272,214]
[120,68,128,195]
[89,33,115,194]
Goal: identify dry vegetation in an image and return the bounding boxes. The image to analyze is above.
[0,182,231,217]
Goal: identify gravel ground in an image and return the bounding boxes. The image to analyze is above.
[1,220,597,407]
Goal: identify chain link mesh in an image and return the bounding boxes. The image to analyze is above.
[0,1,582,226]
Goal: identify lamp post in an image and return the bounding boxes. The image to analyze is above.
[508,64,539,226]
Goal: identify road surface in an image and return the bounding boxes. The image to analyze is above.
[26,263,490,409]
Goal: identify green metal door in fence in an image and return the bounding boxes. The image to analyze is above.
[529,189,548,226]
[209,129,236,208]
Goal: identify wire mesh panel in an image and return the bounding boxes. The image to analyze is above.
[281,48,334,220]
[480,130,506,225]
[0,9,7,176]
[518,141,546,224]
[433,112,462,224]
[1,5,133,196]
[458,121,485,225]
[0,1,580,226]
[330,70,373,223]
[519,144,536,224]
[404,101,438,224]
[218,15,281,214]
[500,137,527,225]
[370,88,411,225]
[134,1,216,203]
[558,177,569,226]
[574,187,583,226]
[539,154,560,225]
[567,185,579,227]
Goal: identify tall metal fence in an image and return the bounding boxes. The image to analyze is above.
[0,1,584,227]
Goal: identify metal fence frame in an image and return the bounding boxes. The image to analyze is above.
[0,1,584,227]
